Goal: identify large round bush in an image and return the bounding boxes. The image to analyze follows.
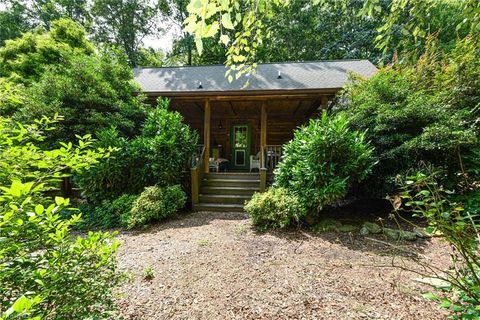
[274,113,375,213]
[245,187,306,230]
[125,185,186,229]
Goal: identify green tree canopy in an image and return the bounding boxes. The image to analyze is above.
[91,0,162,66]
[0,18,94,83]
[0,18,146,143]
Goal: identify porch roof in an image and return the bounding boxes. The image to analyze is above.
[133,60,377,96]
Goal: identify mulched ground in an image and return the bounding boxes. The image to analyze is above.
[115,209,451,320]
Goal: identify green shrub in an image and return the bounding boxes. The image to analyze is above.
[75,128,148,202]
[394,168,480,318]
[0,117,121,319]
[74,194,138,229]
[245,187,306,230]
[0,79,25,117]
[126,185,186,229]
[338,37,479,195]
[0,182,122,319]
[76,99,198,203]
[16,49,146,144]
[274,113,375,214]
[0,19,94,84]
[0,19,146,145]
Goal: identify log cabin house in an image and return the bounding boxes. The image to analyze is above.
[134,60,377,211]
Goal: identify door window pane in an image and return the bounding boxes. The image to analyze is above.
[235,150,245,166]
[234,126,247,148]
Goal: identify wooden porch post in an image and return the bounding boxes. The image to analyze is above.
[260,102,267,167]
[203,99,211,173]
[321,96,329,111]
[260,102,267,192]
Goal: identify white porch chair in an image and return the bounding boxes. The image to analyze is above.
[249,151,261,172]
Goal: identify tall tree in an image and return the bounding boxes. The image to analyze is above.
[256,0,391,64]
[159,0,194,65]
[185,0,479,78]
[0,0,91,46]
[0,0,91,29]
[92,0,162,66]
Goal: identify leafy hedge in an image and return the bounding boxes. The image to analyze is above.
[337,36,479,195]
[244,187,305,230]
[76,98,198,203]
[0,117,121,319]
[274,113,375,213]
[246,113,375,229]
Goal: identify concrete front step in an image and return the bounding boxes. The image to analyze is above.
[193,203,245,212]
[200,186,259,195]
[202,179,260,187]
[205,172,260,180]
[199,194,251,204]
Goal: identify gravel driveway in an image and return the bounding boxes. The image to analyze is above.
[115,211,450,319]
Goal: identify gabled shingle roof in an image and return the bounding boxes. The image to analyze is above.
[133,60,377,94]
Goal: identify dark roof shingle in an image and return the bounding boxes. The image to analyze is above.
[133,60,377,93]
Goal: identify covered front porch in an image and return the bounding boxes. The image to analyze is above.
[165,93,332,208]
[133,60,378,209]
[170,93,331,171]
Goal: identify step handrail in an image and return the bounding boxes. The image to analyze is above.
[191,145,206,204]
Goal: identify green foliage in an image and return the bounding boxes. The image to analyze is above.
[136,47,165,67]
[0,117,121,319]
[0,115,109,188]
[0,79,25,116]
[0,0,91,39]
[338,37,479,195]
[76,99,198,203]
[0,2,30,46]
[274,113,376,213]
[363,0,479,55]
[0,18,94,83]
[245,187,305,230]
[91,0,162,66]
[73,194,138,229]
[0,182,121,319]
[142,266,155,280]
[126,185,186,229]
[394,168,480,319]
[140,98,199,185]
[0,19,147,143]
[17,49,146,142]
[256,0,391,64]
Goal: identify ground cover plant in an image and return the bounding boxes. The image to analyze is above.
[245,187,305,230]
[125,185,186,229]
[0,116,122,319]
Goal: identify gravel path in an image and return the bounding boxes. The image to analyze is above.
[115,211,450,319]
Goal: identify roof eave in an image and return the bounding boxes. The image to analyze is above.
[136,87,342,98]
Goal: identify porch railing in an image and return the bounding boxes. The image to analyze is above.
[259,145,283,192]
[264,145,283,172]
[190,145,206,204]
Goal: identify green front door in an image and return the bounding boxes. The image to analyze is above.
[230,124,251,171]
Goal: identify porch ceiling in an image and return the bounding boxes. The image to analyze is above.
[169,96,325,121]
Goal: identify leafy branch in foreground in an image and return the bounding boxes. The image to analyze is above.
[0,116,122,319]
[185,0,479,79]
[392,168,480,318]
